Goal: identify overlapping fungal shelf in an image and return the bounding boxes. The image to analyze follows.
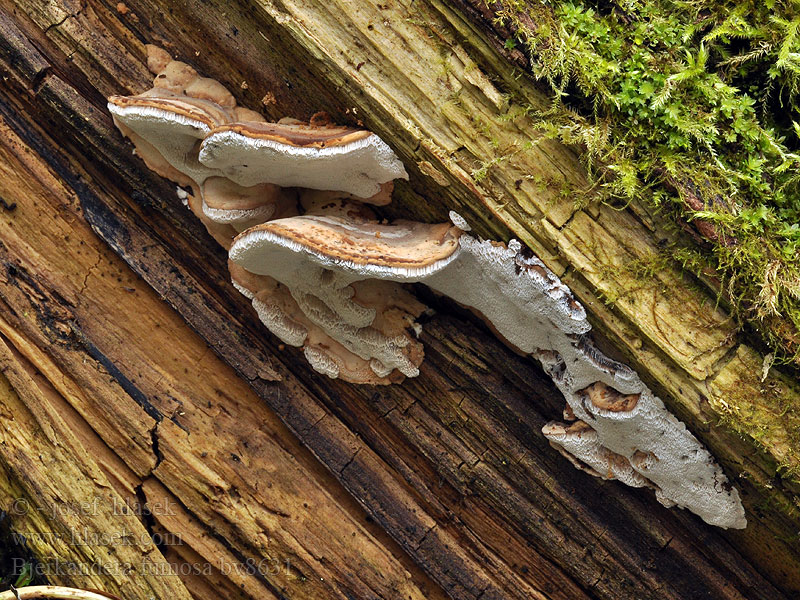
[109,46,746,529]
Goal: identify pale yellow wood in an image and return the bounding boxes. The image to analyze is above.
[0,339,194,600]
[556,208,736,379]
[709,346,800,481]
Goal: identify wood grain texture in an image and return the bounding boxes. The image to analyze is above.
[0,338,191,599]
[0,108,449,598]
[0,0,797,598]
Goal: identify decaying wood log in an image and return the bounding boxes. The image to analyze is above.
[0,0,798,599]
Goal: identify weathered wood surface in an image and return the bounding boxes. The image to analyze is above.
[0,111,447,599]
[0,0,797,598]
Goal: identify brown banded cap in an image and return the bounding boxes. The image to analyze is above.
[230,215,462,281]
[199,121,408,198]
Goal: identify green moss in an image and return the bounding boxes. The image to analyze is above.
[488,0,800,366]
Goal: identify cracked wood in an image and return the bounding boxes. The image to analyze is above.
[0,0,798,599]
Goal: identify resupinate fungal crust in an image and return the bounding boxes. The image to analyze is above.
[109,45,746,530]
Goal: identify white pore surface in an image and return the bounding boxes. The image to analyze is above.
[229,228,746,528]
[230,230,420,377]
[448,210,472,231]
[252,297,308,347]
[199,130,408,198]
[545,426,652,489]
[537,352,745,529]
[426,236,590,344]
[231,224,462,281]
[201,200,275,230]
[108,103,218,184]
[427,237,744,530]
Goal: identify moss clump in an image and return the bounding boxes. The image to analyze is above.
[489,0,800,365]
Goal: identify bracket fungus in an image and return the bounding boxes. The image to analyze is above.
[109,46,746,529]
[108,45,403,248]
[200,117,407,198]
[230,215,745,528]
[109,45,425,384]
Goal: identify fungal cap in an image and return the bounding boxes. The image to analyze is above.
[212,119,374,148]
[107,94,230,130]
[230,215,462,281]
[543,420,653,488]
[198,120,409,197]
[107,97,223,187]
[229,262,417,385]
[201,177,286,227]
[582,381,640,413]
[448,210,472,231]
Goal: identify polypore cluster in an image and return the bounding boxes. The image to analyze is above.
[109,46,424,385]
[109,46,746,529]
